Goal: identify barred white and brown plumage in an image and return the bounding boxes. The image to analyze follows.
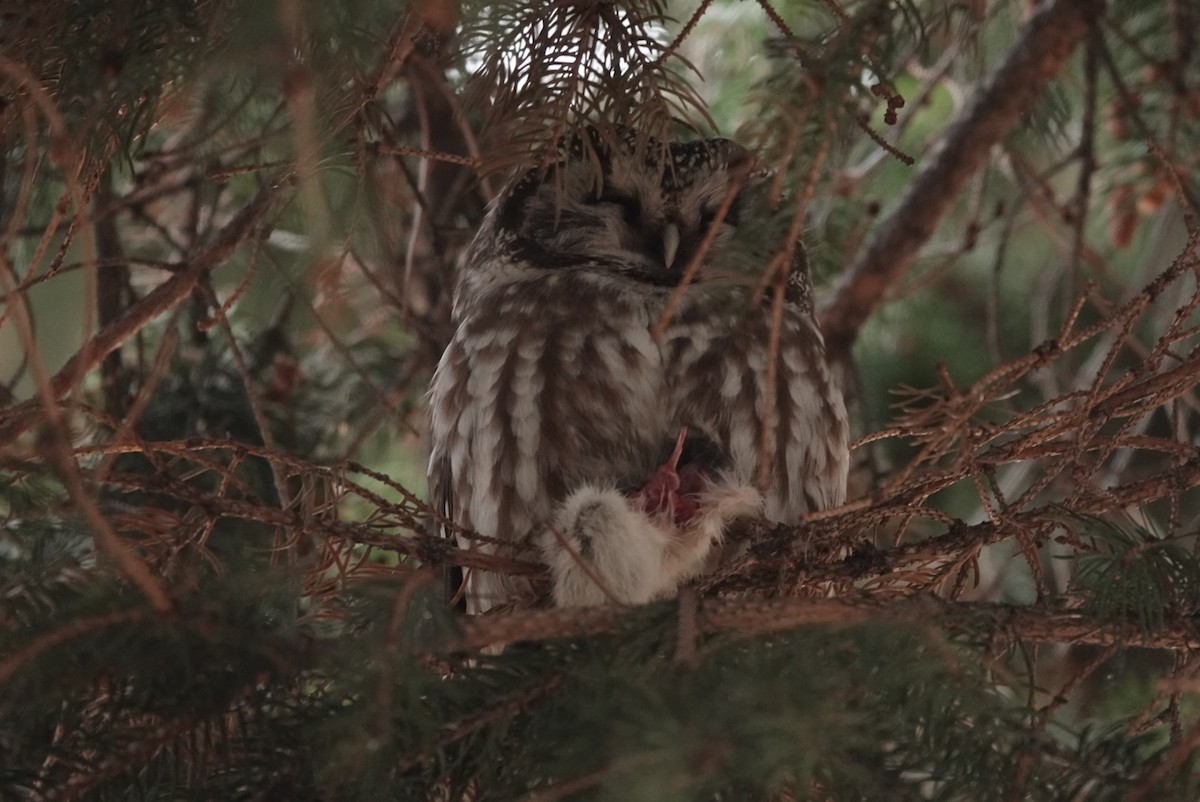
[428,128,849,611]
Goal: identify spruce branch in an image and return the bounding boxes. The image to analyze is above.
[0,178,283,443]
[0,608,156,687]
[453,594,1200,654]
[819,0,1105,362]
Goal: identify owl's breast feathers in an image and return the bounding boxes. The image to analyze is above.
[429,269,672,547]
[429,265,848,553]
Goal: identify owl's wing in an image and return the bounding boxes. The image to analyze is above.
[663,291,849,523]
[428,334,480,610]
[428,450,465,608]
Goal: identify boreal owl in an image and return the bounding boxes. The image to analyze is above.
[428,127,849,612]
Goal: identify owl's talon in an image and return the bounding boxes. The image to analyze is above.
[634,427,704,524]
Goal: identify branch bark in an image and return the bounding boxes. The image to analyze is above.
[818,0,1104,362]
[453,593,1200,654]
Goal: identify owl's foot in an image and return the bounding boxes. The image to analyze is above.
[541,486,671,607]
[629,430,764,583]
[541,472,763,607]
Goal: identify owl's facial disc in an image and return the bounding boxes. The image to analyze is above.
[498,131,752,286]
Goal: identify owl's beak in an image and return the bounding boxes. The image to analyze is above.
[662,222,681,269]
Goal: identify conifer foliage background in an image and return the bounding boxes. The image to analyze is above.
[2,0,1200,799]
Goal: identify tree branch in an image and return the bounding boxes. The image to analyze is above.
[819,0,1104,362]
[0,178,282,442]
[453,594,1200,653]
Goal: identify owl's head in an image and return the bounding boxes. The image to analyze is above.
[484,127,756,287]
